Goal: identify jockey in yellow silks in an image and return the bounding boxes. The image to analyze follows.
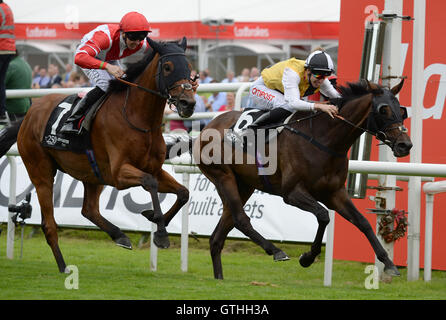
[248,50,340,128]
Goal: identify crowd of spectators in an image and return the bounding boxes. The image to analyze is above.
[31,63,91,89]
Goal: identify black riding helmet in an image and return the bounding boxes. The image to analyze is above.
[304,50,334,76]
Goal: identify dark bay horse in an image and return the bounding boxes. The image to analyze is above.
[3,37,196,273]
[193,79,412,279]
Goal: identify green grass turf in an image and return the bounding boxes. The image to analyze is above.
[0,225,445,300]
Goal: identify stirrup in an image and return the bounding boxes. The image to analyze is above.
[247,112,270,130]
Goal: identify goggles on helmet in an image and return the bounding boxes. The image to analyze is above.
[311,69,332,79]
[125,31,148,41]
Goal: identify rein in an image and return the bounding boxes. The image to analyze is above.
[245,111,346,158]
[116,77,166,99]
[116,51,193,133]
[334,114,406,149]
[253,108,402,157]
[121,87,151,133]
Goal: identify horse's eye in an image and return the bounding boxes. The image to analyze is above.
[378,105,388,115]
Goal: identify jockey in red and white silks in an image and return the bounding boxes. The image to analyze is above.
[74,11,152,91]
[60,11,153,133]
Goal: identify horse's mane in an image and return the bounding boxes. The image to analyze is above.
[107,39,186,93]
[330,80,384,109]
[107,49,156,93]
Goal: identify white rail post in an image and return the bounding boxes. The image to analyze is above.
[424,192,433,281]
[6,155,17,259]
[181,172,191,272]
[422,180,446,281]
[407,0,426,281]
[324,210,335,287]
[149,222,158,271]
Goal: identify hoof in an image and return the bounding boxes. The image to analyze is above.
[115,236,133,250]
[154,230,170,249]
[141,209,155,222]
[299,252,315,268]
[273,250,290,262]
[384,265,400,277]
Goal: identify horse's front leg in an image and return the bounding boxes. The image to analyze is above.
[284,188,330,268]
[328,188,400,277]
[146,168,189,227]
[112,163,170,248]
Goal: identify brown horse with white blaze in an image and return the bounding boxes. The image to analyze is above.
[6,37,196,273]
[194,79,412,280]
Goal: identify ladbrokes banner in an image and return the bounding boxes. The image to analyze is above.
[0,156,320,243]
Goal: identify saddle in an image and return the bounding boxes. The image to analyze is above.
[225,108,293,151]
[41,93,108,153]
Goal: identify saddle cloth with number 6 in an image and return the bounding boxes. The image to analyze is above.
[226,108,293,149]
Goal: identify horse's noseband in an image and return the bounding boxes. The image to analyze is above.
[376,124,408,149]
[335,89,408,150]
[156,52,192,106]
[367,89,408,148]
[165,82,193,106]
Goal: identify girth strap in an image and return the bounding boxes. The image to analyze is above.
[82,134,106,185]
[283,125,345,158]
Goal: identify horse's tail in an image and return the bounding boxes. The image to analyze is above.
[0,118,23,157]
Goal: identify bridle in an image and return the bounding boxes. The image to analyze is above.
[116,52,193,105]
[334,99,408,150]
[116,51,193,133]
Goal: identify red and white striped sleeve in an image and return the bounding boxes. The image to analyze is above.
[74,30,111,70]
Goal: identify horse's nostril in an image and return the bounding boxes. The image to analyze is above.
[179,99,195,107]
[398,141,413,151]
[394,141,412,156]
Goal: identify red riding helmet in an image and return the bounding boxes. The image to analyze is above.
[119,12,151,33]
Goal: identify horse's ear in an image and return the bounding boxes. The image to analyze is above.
[146,37,161,53]
[364,79,380,92]
[391,77,405,96]
[179,37,187,51]
[363,79,372,91]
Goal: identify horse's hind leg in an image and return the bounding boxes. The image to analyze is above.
[212,173,287,262]
[82,183,132,249]
[209,180,255,279]
[37,182,67,273]
[23,154,67,272]
[210,208,234,279]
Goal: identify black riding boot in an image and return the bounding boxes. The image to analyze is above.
[60,86,104,134]
[248,107,292,129]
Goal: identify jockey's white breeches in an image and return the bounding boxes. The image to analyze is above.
[249,77,293,112]
[81,61,121,91]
